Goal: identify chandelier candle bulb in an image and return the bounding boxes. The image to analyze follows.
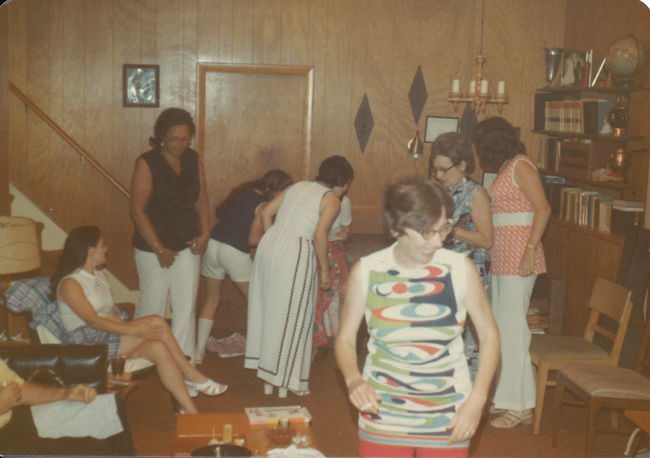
[497,80,506,95]
[480,79,489,95]
[451,79,460,93]
[469,80,476,95]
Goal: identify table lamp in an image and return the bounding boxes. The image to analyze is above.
[0,216,42,341]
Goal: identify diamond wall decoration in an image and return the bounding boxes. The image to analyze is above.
[408,65,428,124]
[354,93,374,153]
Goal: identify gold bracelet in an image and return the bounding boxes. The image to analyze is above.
[526,243,535,250]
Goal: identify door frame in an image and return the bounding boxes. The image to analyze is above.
[196,62,314,179]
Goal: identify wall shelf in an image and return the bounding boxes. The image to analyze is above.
[532,130,643,141]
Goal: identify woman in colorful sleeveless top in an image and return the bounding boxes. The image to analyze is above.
[429,132,493,381]
[472,117,550,429]
[335,178,500,457]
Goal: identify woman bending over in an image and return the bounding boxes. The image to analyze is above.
[52,226,227,414]
[195,169,293,363]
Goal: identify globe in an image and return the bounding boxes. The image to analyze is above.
[606,34,646,85]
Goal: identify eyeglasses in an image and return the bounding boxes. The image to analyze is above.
[419,219,454,241]
[430,164,457,176]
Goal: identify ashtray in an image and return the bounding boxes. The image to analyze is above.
[191,444,252,457]
[266,427,294,446]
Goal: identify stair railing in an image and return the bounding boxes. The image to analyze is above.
[9,82,130,198]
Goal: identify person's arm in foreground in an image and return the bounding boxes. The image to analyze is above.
[335,262,381,414]
[19,383,96,405]
[515,161,551,276]
[447,258,500,443]
[259,189,287,231]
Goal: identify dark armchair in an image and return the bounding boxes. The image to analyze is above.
[0,344,134,456]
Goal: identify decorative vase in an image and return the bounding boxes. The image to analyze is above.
[544,48,564,87]
[607,96,629,137]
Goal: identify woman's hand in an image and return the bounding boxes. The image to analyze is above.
[155,247,178,268]
[0,382,22,414]
[66,385,97,403]
[446,394,484,444]
[519,246,535,276]
[319,269,331,290]
[130,317,165,340]
[187,232,210,255]
[347,378,381,415]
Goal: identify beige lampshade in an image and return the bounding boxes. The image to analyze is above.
[0,216,42,275]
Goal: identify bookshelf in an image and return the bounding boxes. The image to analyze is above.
[535,86,647,336]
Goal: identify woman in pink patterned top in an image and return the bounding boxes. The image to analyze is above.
[472,117,550,429]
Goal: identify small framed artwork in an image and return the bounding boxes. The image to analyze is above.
[482,172,497,192]
[560,51,590,87]
[424,116,459,143]
[123,64,160,107]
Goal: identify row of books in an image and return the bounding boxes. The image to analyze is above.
[543,177,644,235]
[543,99,614,135]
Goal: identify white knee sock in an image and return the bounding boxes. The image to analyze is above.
[195,318,214,363]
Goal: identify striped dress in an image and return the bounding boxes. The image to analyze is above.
[245,181,330,392]
[358,243,471,451]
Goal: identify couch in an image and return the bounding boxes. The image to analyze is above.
[0,343,134,455]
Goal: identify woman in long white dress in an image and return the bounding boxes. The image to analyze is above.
[245,156,354,397]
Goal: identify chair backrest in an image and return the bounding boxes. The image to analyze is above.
[583,277,633,365]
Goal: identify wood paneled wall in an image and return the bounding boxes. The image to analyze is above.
[563,0,650,228]
[6,0,579,286]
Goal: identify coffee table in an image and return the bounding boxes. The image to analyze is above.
[171,412,317,456]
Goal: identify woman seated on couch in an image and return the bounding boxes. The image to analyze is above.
[51,226,227,414]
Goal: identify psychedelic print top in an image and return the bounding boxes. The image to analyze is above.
[358,243,471,449]
[444,177,490,289]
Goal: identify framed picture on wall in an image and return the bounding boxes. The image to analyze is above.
[123,64,160,107]
[424,116,459,143]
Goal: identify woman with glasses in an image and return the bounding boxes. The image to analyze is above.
[429,132,493,380]
[335,177,499,458]
[472,117,550,429]
[130,108,210,360]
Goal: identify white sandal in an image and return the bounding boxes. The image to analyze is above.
[185,378,228,397]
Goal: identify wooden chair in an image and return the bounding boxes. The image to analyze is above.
[529,277,633,434]
[552,313,650,455]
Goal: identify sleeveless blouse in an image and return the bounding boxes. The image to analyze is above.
[358,244,471,450]
[445,177,490,288]
[133,147,200,252]
[490,154,546,275]
[58,269,114,332]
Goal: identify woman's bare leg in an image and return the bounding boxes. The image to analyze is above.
[198,277,224,320]
[125,316,210,383]
[120,336,198,413]
[232,281,249,302]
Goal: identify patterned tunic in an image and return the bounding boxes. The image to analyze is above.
[490,155,546,276]
[445,177,490,289]
[358,244,471,449]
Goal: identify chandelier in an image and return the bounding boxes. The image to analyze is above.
[448,0,508,113]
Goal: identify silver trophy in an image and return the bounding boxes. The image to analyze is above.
[544,48,564,87]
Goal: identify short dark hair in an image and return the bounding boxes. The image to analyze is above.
[472,117,525,171]
[149,108,196,148]
[316,155,354,188]
[428,132,475,176]
[383,177,454,237]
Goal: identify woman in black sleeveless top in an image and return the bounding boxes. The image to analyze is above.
[130,108,210,360]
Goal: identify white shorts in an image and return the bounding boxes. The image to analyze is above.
[201,238,252,282]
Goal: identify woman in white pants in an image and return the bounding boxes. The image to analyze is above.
[130,108,210,359]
